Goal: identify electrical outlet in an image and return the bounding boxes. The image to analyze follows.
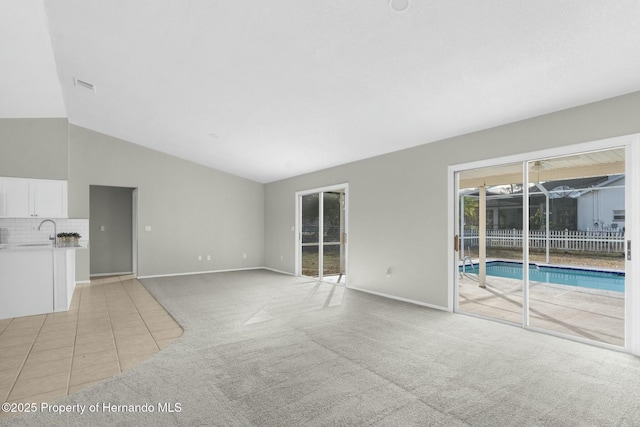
[243,253,247,259]
[280,255,284,261]
[198,255,202,261]
[207,255,211,261]
[145,226,152,232]
[100,225,105,231]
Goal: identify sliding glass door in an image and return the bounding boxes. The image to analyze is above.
[301,193,320,278]
[526,150,625,345]
[455,146,627,347]
[457,162,524,324]
[322,191,346,280]
[298,185,348,284]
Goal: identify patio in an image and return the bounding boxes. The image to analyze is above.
[458,272,624,347]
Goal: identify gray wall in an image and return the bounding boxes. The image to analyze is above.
[0,119,264,282]
[68,125,264,280]
[264,91,640,309]
[0,118,68,179]
[90,185,133,275]
[3,90,639,296]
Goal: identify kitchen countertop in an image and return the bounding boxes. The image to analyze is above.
[0,241,88,251]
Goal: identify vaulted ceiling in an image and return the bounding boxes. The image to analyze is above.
[3,1,640,183]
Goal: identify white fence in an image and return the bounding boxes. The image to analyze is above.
[461,229,625,253]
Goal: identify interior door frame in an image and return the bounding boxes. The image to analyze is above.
[89,185,137,278]
[447,134,640,355]
[295,183,349,284]
[132,188,138,277]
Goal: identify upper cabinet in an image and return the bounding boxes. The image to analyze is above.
[0,177,68,218]
[0,178,29,217]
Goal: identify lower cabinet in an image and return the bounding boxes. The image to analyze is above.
[0,248,77,320]
[0,250,54,319]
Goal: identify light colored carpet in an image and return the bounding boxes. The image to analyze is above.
[2,269,640,426]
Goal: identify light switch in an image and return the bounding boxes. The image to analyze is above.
[145,226,152,231]
[100,225,105,231]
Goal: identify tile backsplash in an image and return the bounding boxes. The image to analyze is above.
[0,218,89,244]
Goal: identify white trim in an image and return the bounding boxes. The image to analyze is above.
[296,183,349,196]
[522,160,530,327]
[90,271,133,277]
[137,266,264,279]
[447,168,456,313]
[137,268,448,312]
[319,191,324,280]
[625,138,640,355]
[448,133,639,353]
[132,188,138,277]
[450,135,632,174]
[294,192,300,277]
[263,267,295,276]
[349,285,449,312]
[295,183,349,284]
[75,280,91,284]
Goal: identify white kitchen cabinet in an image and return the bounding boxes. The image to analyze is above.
[30,179,68,218]
[0,178,29,217]
[0,177,68,218]
[0,249,54,319]
[0,245,81,320]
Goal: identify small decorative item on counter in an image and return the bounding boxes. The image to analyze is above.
[57,232,82,247]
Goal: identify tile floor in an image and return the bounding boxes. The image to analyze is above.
[0,275,183,420]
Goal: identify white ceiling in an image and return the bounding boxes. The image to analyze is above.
[3,1,640,183]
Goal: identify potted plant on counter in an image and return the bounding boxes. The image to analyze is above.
[57,232,81,247]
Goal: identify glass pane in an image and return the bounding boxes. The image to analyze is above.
[302,246,319,278]
[323,191,345,284]
[458,162,524,324]
[323,192,341,243]
[323,245,341,277]
[301,193,320,278]
[527,148,625,346]
[301,194,319,244]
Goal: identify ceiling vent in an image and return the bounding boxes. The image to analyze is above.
[73,77,95,92]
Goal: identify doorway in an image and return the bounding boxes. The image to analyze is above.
[451,140,636,351]
[89,185,137,277]
[296,184,348,284]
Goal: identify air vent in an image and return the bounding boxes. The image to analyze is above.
[73,77,95,92]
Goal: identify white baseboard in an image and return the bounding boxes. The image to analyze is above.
[263,267,295,276]
[136,268,447,312]
[137,266,264,279]
[347,285,448,311]
[90,271,133,278]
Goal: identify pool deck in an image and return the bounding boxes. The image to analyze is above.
[458,272,624,347]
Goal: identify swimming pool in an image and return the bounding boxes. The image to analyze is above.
[461,261,625,292]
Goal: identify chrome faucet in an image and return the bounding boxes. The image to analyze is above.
[38,219,57,247]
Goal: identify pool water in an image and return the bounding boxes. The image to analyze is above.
[461,261,624,292]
